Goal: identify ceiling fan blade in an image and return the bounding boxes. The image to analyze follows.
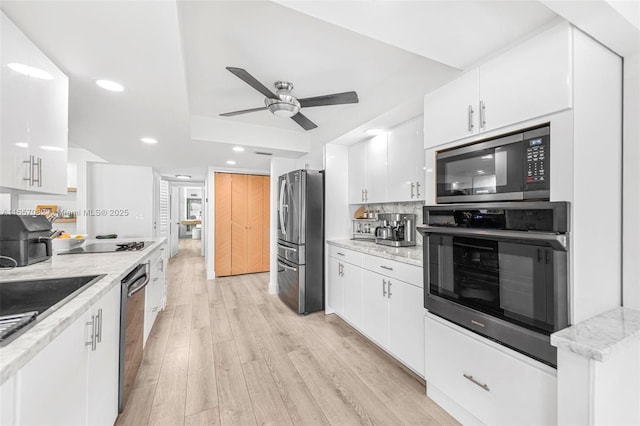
[291,113,317,131]
[298,91,359,108]
[226,67,278,99]
[219,106,267,117]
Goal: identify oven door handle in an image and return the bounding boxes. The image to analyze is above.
[418,226,568,251]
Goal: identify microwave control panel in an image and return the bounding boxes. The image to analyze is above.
[525,137,548,185]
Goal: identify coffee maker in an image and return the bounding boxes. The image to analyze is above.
[374,213,416,247]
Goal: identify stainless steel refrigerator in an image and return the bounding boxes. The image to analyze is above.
[277,169,324,314]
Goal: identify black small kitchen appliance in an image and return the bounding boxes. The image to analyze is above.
[0,215,58,267]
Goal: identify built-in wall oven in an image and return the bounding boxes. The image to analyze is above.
[418,202,569,367]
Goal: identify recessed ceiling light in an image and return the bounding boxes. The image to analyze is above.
[8,63,53,80]
[40,146,64,151]
[141,137,157,144]
[232,146,245,152]
[175,175,191,179]
[226,160,236,165]
[15,142,29,148]
[96,79,124,92]
[365,128,384,136]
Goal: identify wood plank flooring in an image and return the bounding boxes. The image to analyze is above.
[116,239,458,426]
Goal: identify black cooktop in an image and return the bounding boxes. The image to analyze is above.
[58,241,149,255]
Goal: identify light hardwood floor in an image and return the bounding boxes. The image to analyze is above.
[116,239,458,426]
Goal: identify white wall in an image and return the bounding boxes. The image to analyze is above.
[68,147,106,234]
[87,163,154,238]
[268,158,297,293]
[623,52,640,310]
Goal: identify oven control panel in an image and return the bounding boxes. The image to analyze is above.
[526,137,547,184]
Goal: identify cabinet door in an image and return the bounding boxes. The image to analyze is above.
[1,12,31,191]
[28,44,68,194]
[215,173,232,276]
[87,285,120,426]
[342,261,363,329]
[361,269,390,348]
[424,69,479,149]
[348,141,367,204]
[387,117,425,202]
[18,309,89,425]
[231,174,249,275]
[365,133,388,203]
[328,257,344,315]
[389,280,425,376]
[479,24,571,133]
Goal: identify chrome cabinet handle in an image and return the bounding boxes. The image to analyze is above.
[364,189,368,202]
[23,155,34,185]
[387,280,392,298]
[95,308,103,344]
[382,279,387,297]
[416,181,421,198]
[468,104,474,132]
[479,100,486,129]
[159,258,164,272]
[361,189,365,202]
[152,306,158,313]
[336,252,345,256]
[410,182,415,199]
[380,265,393,271]
[463,373,490,392]
[85,315,96,351]
[36,157,42,187]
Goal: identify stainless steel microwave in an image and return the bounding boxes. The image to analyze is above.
[436,125,550,203]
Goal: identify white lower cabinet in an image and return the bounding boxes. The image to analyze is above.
[425,313,557,425]
[327,245,425,377]
[16,284,120,426]
[145,246,167,345]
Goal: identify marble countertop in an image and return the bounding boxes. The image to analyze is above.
[327,239,423,267]
[0,238,167,384]
[550,307,640,362]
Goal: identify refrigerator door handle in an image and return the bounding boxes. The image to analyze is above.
[277,260,297,272]
[279,178,287,236]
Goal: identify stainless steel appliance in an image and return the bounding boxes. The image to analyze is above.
[375,213,416,247]
[118,262,149,412]
[436,125,550,203]
[277,169,324,314]
[418,202,569,367]
[58,241,149,255]
[0,215,61,266]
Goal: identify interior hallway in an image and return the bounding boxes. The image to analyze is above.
[116,239,457,425]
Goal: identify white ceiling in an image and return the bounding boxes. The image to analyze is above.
[0,1,561,181]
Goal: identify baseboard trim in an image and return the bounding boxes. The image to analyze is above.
[268,281,277,294]
[207,270,215,280]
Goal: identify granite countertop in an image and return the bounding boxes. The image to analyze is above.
[550,307,640,362]
[0,238,167,384]
[327,239,423,267]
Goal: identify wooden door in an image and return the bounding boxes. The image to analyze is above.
[214,173,232,276]
[231,174,248,275]
[261,175,270,272]
[246,175,263,274]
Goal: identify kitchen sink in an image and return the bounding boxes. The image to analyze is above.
[0,274,106,345]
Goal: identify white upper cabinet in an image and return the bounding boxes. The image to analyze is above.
[424,23,572,149]
[348,141,368,204]
[387,116,425,202]
[424,70,479,148]
[348,118,425,204]
[478,23,572,133]
[0,12,69,194]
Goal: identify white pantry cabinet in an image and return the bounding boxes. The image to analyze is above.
[387,116,425,202]
[424,23,572,149]
[0,12,69,194]
[144,245,167,345]
[328,256,344,316]
[17,284,120,426]
[425,313,557,425]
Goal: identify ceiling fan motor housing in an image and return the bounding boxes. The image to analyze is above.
[265,81,300,117]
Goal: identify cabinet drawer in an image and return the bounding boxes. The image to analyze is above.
[362,254,422,287]
[425,314,556,425]
[328,245,363,266]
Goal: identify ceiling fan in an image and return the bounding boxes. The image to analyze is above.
[219,67,359,131]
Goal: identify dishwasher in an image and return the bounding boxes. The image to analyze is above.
[118,262,150,412]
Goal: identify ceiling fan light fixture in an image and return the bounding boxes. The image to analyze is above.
[265,95,300,118]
